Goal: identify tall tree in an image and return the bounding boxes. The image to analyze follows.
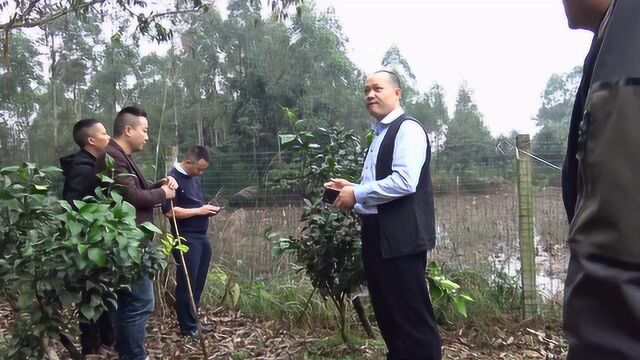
[440,84,495,183]
[531,67,581,186]
[534,66,581,128]
[0,31,41,163]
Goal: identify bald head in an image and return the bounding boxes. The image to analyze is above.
[364,71,402,120]
[374,70,402,90]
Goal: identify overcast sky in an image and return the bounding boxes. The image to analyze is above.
[2,0,594,135]
[310,0,594,136]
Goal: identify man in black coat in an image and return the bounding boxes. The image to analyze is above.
[327,71,440,360]
[59,118,113,355]
[561,0,640,358]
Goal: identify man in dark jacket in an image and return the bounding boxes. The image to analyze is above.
[60,118,113,355]
[60,118,111,206]
[561,0,640,359]
[327,71,440,360]
[97,106,177,360]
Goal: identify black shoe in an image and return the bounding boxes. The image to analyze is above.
[200,324,214,334]
[180,329,200,341]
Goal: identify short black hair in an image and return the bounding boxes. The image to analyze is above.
[374,70,402,89]
[185,146,210,163]
[73,118,101,148]
[113,106,148,137]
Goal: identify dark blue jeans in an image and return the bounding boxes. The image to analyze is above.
[173,232,212,333]
[114,276,154,360]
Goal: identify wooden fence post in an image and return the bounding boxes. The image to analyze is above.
[516,134,537,318]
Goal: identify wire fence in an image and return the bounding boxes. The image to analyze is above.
[159,139,570,302]
[22,137,569,300]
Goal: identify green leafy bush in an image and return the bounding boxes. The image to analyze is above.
[0,162,171,359]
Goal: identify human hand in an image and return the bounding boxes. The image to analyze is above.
[161,176,179,190]
[161,184,176,199]
[333,185,356,211]
[199,204,220,216]
[323,178,354,190]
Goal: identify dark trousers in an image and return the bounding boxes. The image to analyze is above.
[564,246,640,360]
[361,215,441,360]
[114,276,154,360]
[173,232,212,333]
[79,310,115,354]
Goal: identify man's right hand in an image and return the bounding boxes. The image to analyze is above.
[199,205,220,216]
[324,178,354,190]
[162,184,176,199]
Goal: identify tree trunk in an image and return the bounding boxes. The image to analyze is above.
[45,27,59,159]
[172,58,179,150]
[352,296,375,339]
[58,333,84,360]
[338,298,348,343]
[196,106,203,146]
[40,333,60,360]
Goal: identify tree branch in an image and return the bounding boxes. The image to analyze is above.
[0,0,106,31]
[145,9,202,23]
[21,0,43,21]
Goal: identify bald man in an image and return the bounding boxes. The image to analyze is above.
[327,70,440,360]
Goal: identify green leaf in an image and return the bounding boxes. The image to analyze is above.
[79,203,99,214]
[139,222,162,234]
[278,134,296,145]
[225,283,241,309]
[78,243,89,254]
[40,166,62,174]
[99,175,115,184]
[18,292,32,309]
[59,200,73,213]
[59,291,81,306]
[111,191,123,204]
[127,246,142,263]
[453,296,468,317]
[460,294,474,302]
[87,247,107,267]
[175,244,189,253]
[67,221,83,236]
[75,255,88,270]
[438,279,461,292]
[122,200,136,216]
[88,223,104,242]
[80,304,95,321]
[90,293,102,307]
[105,153,115,170]
[0,166,20,175]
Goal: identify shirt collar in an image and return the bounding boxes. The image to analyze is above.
[371,106,405,135]
[174,161,188,175]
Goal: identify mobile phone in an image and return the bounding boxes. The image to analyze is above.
[322,188,340,204]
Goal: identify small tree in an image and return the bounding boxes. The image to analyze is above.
[270,107,371,341]
[270,107,477,340]
[0,162,172,359]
